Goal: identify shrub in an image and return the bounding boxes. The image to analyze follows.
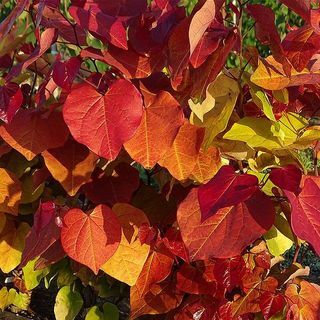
[0,0,320,319]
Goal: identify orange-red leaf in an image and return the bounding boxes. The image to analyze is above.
[61,205,121,274]
[125,91,184,169]
[177,188,275,261]
[285,280,320,320]
[63,80,143,160]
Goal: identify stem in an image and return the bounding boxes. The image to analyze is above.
[293,244,300,264]
[314,144,319,176]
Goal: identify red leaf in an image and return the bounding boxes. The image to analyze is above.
[188,29,237,100]
[102,46,166,79]
[246,4,285,64]
[173,295,219,320]
[283,26,320,72]
[168,17,191,90]
[134,248,174,296]
[130,279,183,319]
[189,0,215,57]
[83,162,140,205]
[81,0,147,18]
[286,178,320,255]
[63,79,143,160]
[0,83,23,123]
[178,188,275,260]
[278,0,310,21]
[52,56,81,91]
[176,263,217,295]
[213,256,247,292]
[198,165,259,221]
[139,223,158,245]
[7,28,58,81]
[190,25,228,68]
[69,6,127,49]
[163,227,189,263]
[269,165,302,193]
[259,292,286,319]
[0,109,69,161]
[20,201,65,267]
[61,204,121,274]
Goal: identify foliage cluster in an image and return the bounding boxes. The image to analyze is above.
[1,0,320,319]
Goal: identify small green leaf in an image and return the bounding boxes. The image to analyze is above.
[54,286,83,320]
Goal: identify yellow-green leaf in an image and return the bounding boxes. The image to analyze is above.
[265,214,294,256]
[54,286,83,320]
[223,117,282,151]
[190,73,239,148]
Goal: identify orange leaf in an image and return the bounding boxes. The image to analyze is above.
[61,205,121,274]
[251,56,320,90]
[101,203,150,286]
[0,109,69,161]
[231,268,278,317]
[285,280,320,320]
[0,168,21,215]
[158,122,204,180]
[42,138,98,196]
[190,147,221,184]
[125,91,184,169]
[134,249,174,297]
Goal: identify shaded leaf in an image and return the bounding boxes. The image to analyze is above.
[42,138,98,196]
[0,109,69,161]
[101,204,150,286]
[54,286,83,320]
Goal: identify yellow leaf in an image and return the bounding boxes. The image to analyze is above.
[214,139,255,161]
[188,91,215,122]
[190,73,239,148]
[101,204,150,286]
[0,220,30,273]
[265,214,294,256]
[0,287,29,311]
[0,168,22,215]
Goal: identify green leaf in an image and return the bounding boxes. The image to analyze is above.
[85,303,119,320]
[22,258,50,291]
[54,286,83,320]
